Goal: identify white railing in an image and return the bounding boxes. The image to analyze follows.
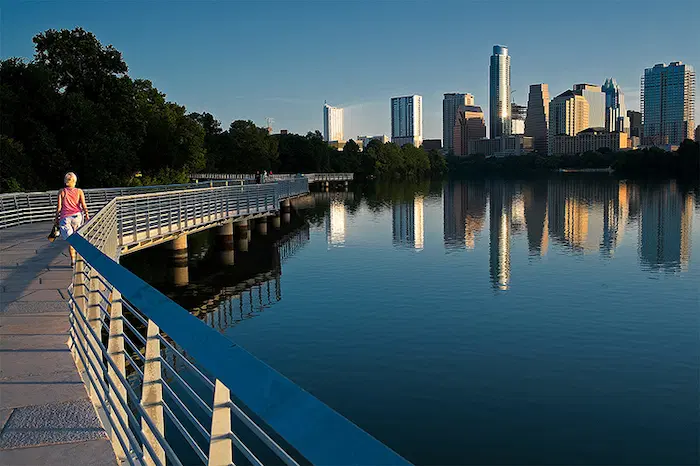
[0,181,237,230]
[65,179,409,465]
[191,173,354,183]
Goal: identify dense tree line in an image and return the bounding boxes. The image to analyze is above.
[447,140,700,179]
[1,28,442,193]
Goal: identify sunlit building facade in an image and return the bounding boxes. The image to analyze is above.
[511,104,526,135]
[548,90,589,154]
[323,103,344,142]
[443,93,475,153]
[391,95,423,147]
[453,105,486,156]
[602,78,629,133]
[549,128,628,155]
[489,45,511,139]
[642,62,696,146]
[573,84,605,129]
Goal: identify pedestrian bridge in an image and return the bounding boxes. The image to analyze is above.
[191,172,354,184]
[0,176,408,465]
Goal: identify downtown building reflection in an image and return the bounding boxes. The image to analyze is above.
[392,195,425,250]
[442,178,694,290]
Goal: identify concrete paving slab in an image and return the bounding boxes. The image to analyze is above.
[0,302,66,315]
[0,375,87,411]
[0,399,106,449]
[13,290,64,302]
[0,438,115,465]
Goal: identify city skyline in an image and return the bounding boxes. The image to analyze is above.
[3,1,698,140]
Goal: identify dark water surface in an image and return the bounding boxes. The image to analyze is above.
[126,176,699,465]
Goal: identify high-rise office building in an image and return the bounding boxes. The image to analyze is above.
[627,110,642,138]
[642,62,696,146]
[453,105,486,156]
[489,45,511,139]
[525,84,550,154]
[573,84,605,129]
[548,90,589,153]
[511,104,526,134]
[602,78,629,133]
[323,103,344,142]
[443,93,475,153]
[391,95,423,147]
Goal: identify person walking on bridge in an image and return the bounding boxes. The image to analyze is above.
[55,172,89,267]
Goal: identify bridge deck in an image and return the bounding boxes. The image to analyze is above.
[0,222,116,465]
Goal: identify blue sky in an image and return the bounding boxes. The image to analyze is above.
[2,0,699,140]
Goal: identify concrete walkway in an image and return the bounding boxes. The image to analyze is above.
[0,222,116,465]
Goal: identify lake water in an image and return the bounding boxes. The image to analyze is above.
[125,176,699,465]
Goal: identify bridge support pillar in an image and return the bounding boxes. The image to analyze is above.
[247,220,253,242]
[215,222,235,266]
[256,217,268,236]
[281,199,291,224]
[235,220,249,252]
[271,214,281,230]
[167,235,189,286]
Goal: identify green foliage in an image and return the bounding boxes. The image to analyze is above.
[1,27,206,192]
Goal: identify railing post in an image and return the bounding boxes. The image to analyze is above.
[208,380,233,466]
[86,267,105,408]
[141,320,165,466]
[106,289,128,461]
[71,256,87,373]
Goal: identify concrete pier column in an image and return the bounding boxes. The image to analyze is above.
[247,220,253,242]
[281,199,291,224]
[215,222,235,266]
[167,235,189,286]
[256,217,268,236]
[271,215,281,230]
[235,220,249,252]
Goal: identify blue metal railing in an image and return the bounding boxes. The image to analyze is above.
[65,179,409,465]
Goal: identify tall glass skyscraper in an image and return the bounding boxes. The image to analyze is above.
[489,45,511,139]
[602,78,628,133]
[391,95,423,147]
[323,103,344,142]
[642,62,696,146]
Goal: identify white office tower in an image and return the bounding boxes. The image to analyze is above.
[323,103,344,142]
[391,95,423,147]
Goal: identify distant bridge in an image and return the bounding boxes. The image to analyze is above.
[191,172,354,184]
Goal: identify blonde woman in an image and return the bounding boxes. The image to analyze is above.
[55,172,90,266]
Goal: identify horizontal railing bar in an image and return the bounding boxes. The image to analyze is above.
[69,299,181,466]
[159,358,213,417]
[69,334,144,466]
[159,374,211,442]
[155,335,216,392]
[69,314,160,466]
[227,400,300,466]
[160,400,209,465]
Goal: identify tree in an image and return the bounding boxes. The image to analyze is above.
[33,27,127,98]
